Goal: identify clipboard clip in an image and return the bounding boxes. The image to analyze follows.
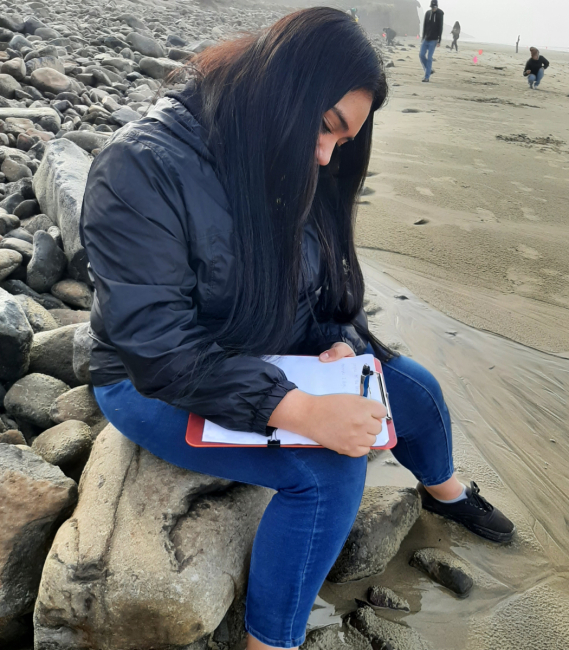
[267,428,281,448]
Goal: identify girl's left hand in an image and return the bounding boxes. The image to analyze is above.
[318,342,356,362]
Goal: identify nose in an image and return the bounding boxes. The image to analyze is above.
[316,136,336,167]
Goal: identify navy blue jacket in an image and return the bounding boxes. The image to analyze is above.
[423,9,444,43]
[80,98,374,435]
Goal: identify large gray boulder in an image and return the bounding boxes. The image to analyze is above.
[101,57,135,73]
[139,56,184,80]
[4,373,69,429]
[110,105,141,126]
[328,486,421,583]
[0,15,24,33]
[348,606,431,650]
[0,73,22,98]
[0,107,61,131]
[50,308,90,327]
[62,130,110,154]
[72,321,92,384]
[0,249,23,281]
[25,55,66,76]
[126,31,165,58]
[0,445,77,646]
[1,57,26,81]
[118,13,147,31]
[23,16,46,35]
[29,323,82,387]
[34,425,273,650]
[26,229,67,293]
[51,279,92,310]
[302,623,375,650]
[0,288,33,383]
[14,294,59,332]
[20,213,54,235]
[32,139,92,283]
[49,385,103,426]
[30,68,71,97]
[32,420,93,473]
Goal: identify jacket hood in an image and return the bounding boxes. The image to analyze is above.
[145,93,214,164]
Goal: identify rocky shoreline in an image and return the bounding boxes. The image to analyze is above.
[0,1,457,649]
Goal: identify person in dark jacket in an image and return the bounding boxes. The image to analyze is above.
[383,26,396,46]
[420,0,444,82]
[524,47,549,89]
[450,21,460,51]
[81,8,514,650]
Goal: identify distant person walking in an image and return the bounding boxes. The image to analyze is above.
[420,0,444,82]
[346,7,359,22]
[516,35,520,53]
[450,21,460,51]
[524,47,549,89]
[384,27,396,46]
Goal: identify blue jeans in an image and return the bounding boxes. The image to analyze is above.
[419,39,438,79]
[528,68,544,86]
[94,354,453,647]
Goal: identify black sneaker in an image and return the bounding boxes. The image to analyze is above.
[417,481,516,543]
[422,78,429,82]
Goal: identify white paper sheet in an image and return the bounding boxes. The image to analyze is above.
[202,354,389,447]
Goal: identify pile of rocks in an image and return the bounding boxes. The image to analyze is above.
[0,1,410,649]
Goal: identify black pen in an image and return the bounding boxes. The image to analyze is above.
[361,363,392,421]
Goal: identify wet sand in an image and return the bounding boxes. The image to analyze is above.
[311,41,569,649]
[312,268,569,649]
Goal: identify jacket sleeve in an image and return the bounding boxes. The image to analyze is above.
[542,56,550,69]
[303,309,369,356]
[80,135,296,434]
[422,12,427,40]
[437,13,444,42]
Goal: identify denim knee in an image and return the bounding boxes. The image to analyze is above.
[289,450,368,531]
[323,453,368,526]
[382,355,454,486]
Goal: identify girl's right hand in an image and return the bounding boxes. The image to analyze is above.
[268,390,387,457]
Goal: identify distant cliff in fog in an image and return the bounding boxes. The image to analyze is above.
[359,0,421,37]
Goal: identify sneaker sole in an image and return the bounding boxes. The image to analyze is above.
[422,505,516,544]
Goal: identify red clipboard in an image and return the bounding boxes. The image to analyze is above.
[186,358,397,450]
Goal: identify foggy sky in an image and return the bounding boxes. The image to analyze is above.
[420,0,569,49]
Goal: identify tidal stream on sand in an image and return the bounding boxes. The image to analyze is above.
[310,261,569,649]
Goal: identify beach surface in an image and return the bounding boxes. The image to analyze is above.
[359,40,569,356]
[312,40,569,649]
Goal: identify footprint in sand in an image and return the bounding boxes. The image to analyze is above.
[521,207,540,221]
[431,177,458,185]
[415,187,434,197]
[476,208,497,221]
[516,244,541,259]
[541,268,560,277]
[511,181,532,193]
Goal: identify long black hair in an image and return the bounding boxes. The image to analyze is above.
[191,7,388,357]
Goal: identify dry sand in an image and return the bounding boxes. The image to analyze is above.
[310,40,569,650]
[360,40,569,356]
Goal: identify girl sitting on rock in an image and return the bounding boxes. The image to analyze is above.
[81,8,514,650]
